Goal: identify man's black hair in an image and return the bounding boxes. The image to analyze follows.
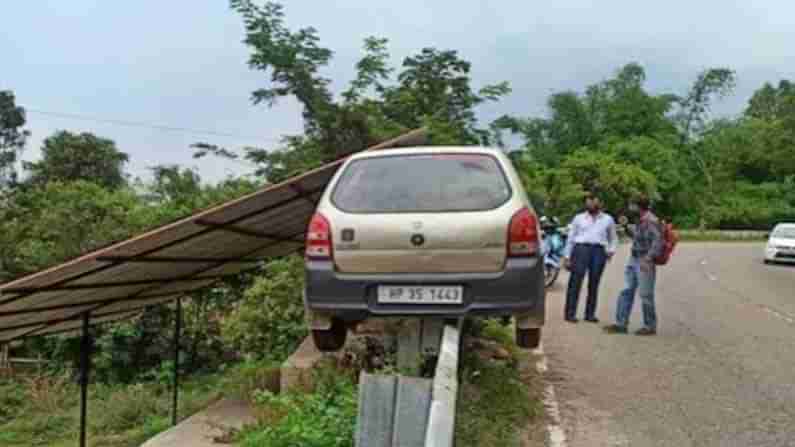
[636,194,651,210]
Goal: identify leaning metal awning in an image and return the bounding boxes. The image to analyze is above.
[0,129,427,342]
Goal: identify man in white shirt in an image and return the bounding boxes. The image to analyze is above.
[562,192,618,323]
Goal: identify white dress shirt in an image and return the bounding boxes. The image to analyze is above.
[563,211,618,258]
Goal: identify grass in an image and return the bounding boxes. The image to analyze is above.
[678,229,767,242]
[235,359,358,447]
[0,373,222,447]
[218,359,282,400]
[455,320,545,447]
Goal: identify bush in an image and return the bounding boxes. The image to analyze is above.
[456,325,543,447]
[237,360,358,447]
[222,255,308,362]
[220,359,282,400]
[0,381,30,423]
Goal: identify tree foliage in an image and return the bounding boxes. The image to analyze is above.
[506,63,793,228]
[24,131,130,190]
[746,80,795,122]
[221,255,307,362]
[0,90,29,188]
[194,1,512,183]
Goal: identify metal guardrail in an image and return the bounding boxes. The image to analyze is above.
[355,322,460,447]
[424,325,459,447]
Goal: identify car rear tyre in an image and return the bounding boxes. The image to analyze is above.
[312,318,347,352]
[516,327,541,349]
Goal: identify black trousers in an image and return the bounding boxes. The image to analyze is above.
[565,244,608,320]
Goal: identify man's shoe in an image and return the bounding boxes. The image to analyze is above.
[602,324,627,334]
[635,327,657,336]
[584,317,600,323]
[564,317,579,323]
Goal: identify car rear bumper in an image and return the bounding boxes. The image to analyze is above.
[304,257,545,325]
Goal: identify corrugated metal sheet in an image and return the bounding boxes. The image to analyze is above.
[22,311,143,340]
[0,129,427,341]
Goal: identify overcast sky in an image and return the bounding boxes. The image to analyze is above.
[3,1,793,183]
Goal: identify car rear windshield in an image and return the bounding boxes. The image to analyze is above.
[331,153,512,213]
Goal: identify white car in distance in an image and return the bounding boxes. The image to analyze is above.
[765,223,795,264]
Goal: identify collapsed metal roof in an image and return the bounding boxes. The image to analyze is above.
[0,129,428,342]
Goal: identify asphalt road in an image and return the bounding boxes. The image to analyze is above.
[542,242,795,447]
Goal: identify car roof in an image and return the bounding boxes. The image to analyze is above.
[350,146,503,160]
[774,223,795,229]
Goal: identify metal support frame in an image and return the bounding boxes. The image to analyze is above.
[79,312,91,447]
[172,297,181,426]
[194,220,285,240]
[96,256,263,264]
[289,183,320,207]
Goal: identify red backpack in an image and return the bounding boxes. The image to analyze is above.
[654,221,679,265]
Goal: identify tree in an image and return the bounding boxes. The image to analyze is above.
[198,1,514,183]
[675,68,735,144]
[342,37,392,102]
[231,0,334,123]
[746,80,795,121]
[560,150,657,214]
[24,131,130,189]
[701,118,795,184]
[147,165,203,208]
[585,63,677,141]
[514,154,584,221]
[381,47,511,144]
[229,0,375,159]
[0,181,145,279]
[0,90,29,188]
[503,64,677,165]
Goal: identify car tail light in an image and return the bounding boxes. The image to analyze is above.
[508,208,540,257]
[306,213,333,259]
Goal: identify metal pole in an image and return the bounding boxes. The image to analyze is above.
[79,312,91,447]
[172,297,181,426]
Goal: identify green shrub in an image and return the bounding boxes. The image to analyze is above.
[237,361,357,447]
[0,381,27,423]
[456,322,543,447]
[222,255,308,362]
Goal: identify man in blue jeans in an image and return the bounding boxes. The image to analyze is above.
[604,195,664,336]
[562,192,618,323]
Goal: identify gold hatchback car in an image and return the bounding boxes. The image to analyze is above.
[303,147,545,351]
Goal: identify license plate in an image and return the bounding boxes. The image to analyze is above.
[377,286,463,304]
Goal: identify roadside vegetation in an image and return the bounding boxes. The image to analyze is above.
[678,230,768,242]
[236,359,358,447]
[0,373,220,447]
[456,320,545,447]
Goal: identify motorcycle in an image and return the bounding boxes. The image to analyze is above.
[541,217,567,288]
